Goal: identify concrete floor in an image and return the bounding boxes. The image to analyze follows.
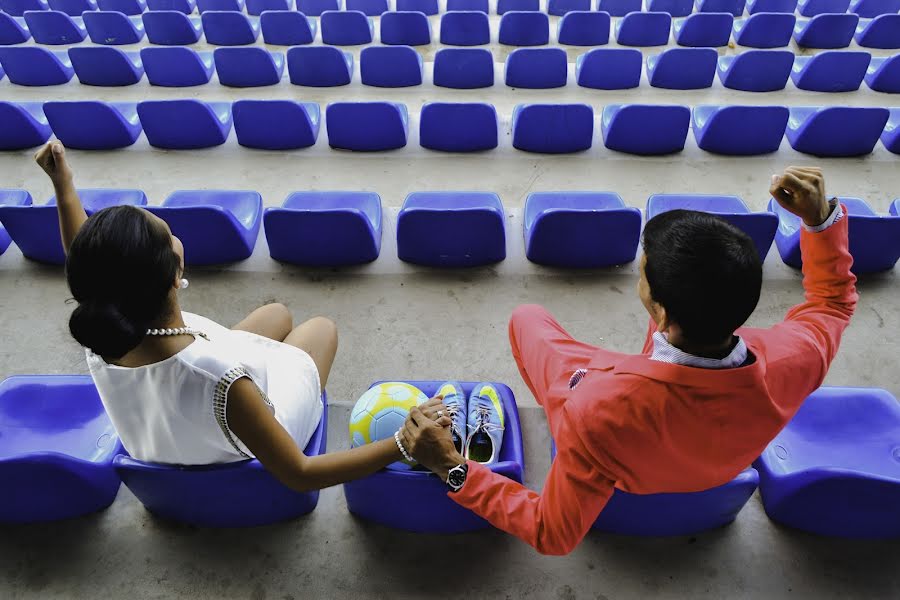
[1,6,900,599]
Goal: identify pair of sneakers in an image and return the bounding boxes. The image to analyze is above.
[437,382,505,465]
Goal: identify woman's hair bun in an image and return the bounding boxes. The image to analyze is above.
[69,300,146,359]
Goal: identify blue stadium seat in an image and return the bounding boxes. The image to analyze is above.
[97,0,146,14]
[0,189,146,264]
[647,194,777,260]
[381,11,431,45]
[138,99,232,149]
[524,192,641,268]
[23,10,86,44]
[794,14,859,47]
[647,47,717,89]
[345,0,386,14]
[733,12,795,47]
[505,47,566,88]
[115,393,326,526]
[0,376,123,524]
[146,0,195,11]
[440,10,490,46]
[0,14,32,44]
[213,47,283,87]
[866,55,900,92]
[142,11,202,45]
[771,196,900,271]
[146,190,261,264]
[855,14,900,48]
[499,11,549,45]
[0,190,30,257]
[512,103,594,153]
[785,106,888,157]
[0,47,74,85]
[851,0,900,15]
[397,197,507,267]
[695,0,745,14]
[259,10,315,45]
[717,49,793,91]
[0,0,48,15]
[296,0,338,14]
[140,46,213,86]
[693,105,788,155]
[264,193,381,265]
[648,0,693,15]
[233,100,318,150]
[246,0,290,14]
[673,12,734,47]
[882,108,900,152]
[755,387,900,538]
[344,381,523,531]
[791,51,870,92]
[597,0,639,15]
[320,9,372,45]
[360,45,422,87]
[798,0,849,14]
[0,102,51,150]
[419,102,498,152]
[602,104,690,155]
[83,11,145,44]
[44,101,141,149]
[69,46,144,86]
[287,45,353,86]
[497,0,538,12]
[576,47,641,89]
[397,0,438,12]
[48,0,97,15]
[326,102,408,151]
[433,47,494,88]
[747,0,796,11]
[616,11,672,46]
[197,0,243,11]
[548,0,591,14]
[201,11,259,45]
[448,0,487,10]
[557,11,610,46]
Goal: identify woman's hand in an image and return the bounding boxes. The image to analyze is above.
[416,396,450,422]
[34,141,73,189]
[400,401,465,482]
[770,166,831,228]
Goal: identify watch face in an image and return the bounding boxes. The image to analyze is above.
[448,466,466,489]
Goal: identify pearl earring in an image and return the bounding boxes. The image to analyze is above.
[179,278,189,290]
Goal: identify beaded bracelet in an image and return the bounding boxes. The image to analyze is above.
[394,430,414,462]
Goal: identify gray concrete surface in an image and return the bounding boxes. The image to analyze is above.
[1,3,900,598]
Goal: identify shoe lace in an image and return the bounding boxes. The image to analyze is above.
[445,404,464,439]
[473,405,504,434]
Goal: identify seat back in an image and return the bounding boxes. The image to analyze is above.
[196,0,243,10]
[433,47,494,89]
[233,99,319,150]
[0,47,74,86]
[497,0,539,12]
[787,106,889,157]
[44,101,141,150]
[512,103,594,153]
[360,45,422,87]
[648,47,718,89]
[448,0,487,10]
[380,10,431,45]
[796,13,859,48]
[499,11,549,46]
[696,0,745,14]
[576,47,642,89]
[558,11,611,46]
[345,0,387,14]
[747,0,797,12]
[83,10,144,45]
[0,12,32,44]
[602,104,691,155]
[296,0,338,14]
[23,10,87,44]
[48,0,97,15]
[259,10,314,45]
[734,12,796,48]
[325,102,408,151]
[856,13,900,49]
[718,49,794,91]
[146,0,194,11]
[676,11,734,47]
[287,45,353,86]
[97,0,146,14]
[141,11,201,45]
[419,102,498,152]
[201,11,258,45]
[792,51,871,92]
[440,10,491,46]
[0,102,51,150]
[866,55,900,92]
[320,10,372,45]
[138,99,232,149]
[851,0,900,16]
[598,0,641,14]
[396,0,438,12]
[246,0,289,14]
[617,11,672,46]
[0,0,48,16]
[799,0,850,14]
[214,47,283,87]
[505,47,567,89]
[648,0,693,15]
[140,46,212,87]
[693,104,789,156]
[69,47,143,86]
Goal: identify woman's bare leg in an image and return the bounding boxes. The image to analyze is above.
[232,303,293,342]
[283,317,338,389]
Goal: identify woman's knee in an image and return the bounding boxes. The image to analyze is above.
[309,316,338,349]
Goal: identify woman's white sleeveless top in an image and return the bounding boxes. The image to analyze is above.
[86,312,323,465]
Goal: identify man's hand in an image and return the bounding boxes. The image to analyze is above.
[770,166,832,228]
[400,401,466,482]
[34,141,73,189]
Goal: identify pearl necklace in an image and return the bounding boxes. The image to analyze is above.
[146,326,209,340]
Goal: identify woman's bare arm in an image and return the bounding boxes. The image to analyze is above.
[34,141,86,255]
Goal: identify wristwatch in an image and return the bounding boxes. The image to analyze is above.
[446,463,468,493]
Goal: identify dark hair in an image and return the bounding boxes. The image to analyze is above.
[642,210,762,345]
[66,206,181,358]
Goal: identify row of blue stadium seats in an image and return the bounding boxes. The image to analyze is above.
[1,100,898,157]
[1,188,898,272]
[2,45,898,93]
[3,8,898,48]
[1,374,898,537]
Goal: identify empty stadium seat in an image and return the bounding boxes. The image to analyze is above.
[497,0,538,12]
[647,47,717,89]
[602,104,690,155]
[855,13,900,48]
[397,197,507,267]
[48,0,97,15]
[576,47,641,89]
[0,190,30,257]
[326,102,408,151]
[794,14,859,47]
[524,192,641,268]
[259,10,315,45]
[448,0,487,10]
[296,0,337,14]
[138,99,233,149]
[786,106,888,157]
[320,10,372,45]
[616,11,672,46]
[505,47,567,88]
[717,49,793,91]
[693,105,788,155]
[498,10,548,45]
[146,0,195,12]
[791,51,870,92]
[0,188,146,264]
[246,0,291,14]
[141,46,212,86]
[0,0,48,16]
[287,45,353,86]
[755,387,900,537]
[695,0,745,14]
[798,0,849,14]
[419,102,498,152]
[214,47,283,87]
[233,100,318,150]
[433,47,494,88]
[83,11,145,44]
[597,0,640,15]
[381,10,431,45]
[146,190,262,264]
[44,101,142,149]
[0,220,13,257]
[0,13,32,44]
[648,0,693,15]
[0,47,74,85]
[0,102,51,150]
[23,10,86,44]
[851,0,900,15]
[512,103,593,153]
[647,194,777,259]
[69,46,144,86]
[97,0,147,14]
[867,56,900,92]
[747,0,796,11]
[440,10,490,46]
[345,0,387,14]
[264,192,381,265]
[202,11,259,45]
[673,12,733,46]
[142,11,202,44]
[397,0,438,13]
[115,394,326,526]
[360,45,422,87]
[882,108,900,152]
[732,12,796,47]
[548,0,590,13]
[197,0,244,11]
[0,375,123,524]
[770,196,900,272]
[557,10,610,46]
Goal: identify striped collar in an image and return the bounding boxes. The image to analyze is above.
[650,332,748,369]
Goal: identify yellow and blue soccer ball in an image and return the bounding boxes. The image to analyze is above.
[349,382,428,465]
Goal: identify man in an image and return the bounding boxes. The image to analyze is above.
[400,167,857,555]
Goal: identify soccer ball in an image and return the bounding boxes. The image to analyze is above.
[349,382,428,465]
